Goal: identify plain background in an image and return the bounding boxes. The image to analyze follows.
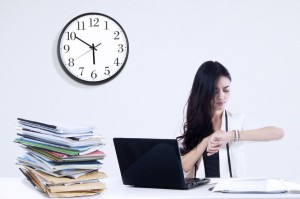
[0,0,299,179]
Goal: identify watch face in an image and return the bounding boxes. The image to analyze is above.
[58,13,129,84]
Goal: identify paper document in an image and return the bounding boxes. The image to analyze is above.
[17,118,95,134]
[213,179,288,193]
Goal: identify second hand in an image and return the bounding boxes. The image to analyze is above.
[74,49,92,61]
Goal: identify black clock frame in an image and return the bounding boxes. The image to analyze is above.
[57,12,129,85]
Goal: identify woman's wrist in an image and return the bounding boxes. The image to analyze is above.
[198,136,210,150]
[204,135,211,145]
[195,136,210,156]
[234,130,240,142]
[229,130,241,142]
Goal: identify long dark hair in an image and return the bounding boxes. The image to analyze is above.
[177,61,231,155]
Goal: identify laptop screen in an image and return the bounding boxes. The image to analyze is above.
[113,138,186,189]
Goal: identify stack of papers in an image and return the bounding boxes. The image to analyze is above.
[15,118,106,197]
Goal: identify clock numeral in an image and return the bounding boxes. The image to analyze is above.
[114,58,121,66]
[104,66,110,75]
[68,58,74,67]
[114,31,120,40]
[77,21,85,30]
[91,70,97,79]
[66,32,76,40]
[118,44,124,53]
[79,67,84,76]
[63,45,70,53]
[89,18,99,27]
[104,21,108,30]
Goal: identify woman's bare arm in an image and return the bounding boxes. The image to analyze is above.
[207,126,284,156]
[181,136,210,173]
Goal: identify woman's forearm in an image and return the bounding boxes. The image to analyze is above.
[181,137,209,173]
[207,127,284,156]
[235,126,284,142]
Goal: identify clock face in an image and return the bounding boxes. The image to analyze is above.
[58,13,129,84]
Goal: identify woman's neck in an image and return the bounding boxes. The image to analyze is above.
[212,109,224,121]
[211,110,224,131]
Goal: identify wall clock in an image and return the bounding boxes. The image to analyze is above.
[57,13,129,84]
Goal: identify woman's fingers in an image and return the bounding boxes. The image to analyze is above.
[207,145,221,156]
[207,130,231,156]
[212,134,225,141]
[207,138,223,156]
[209,141,222,148]
[207,146,221,153]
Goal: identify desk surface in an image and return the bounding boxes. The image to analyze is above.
[0,177,299,199]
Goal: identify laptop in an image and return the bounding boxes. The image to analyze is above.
[113,138,210,189]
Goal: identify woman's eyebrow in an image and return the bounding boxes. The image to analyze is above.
[215,86,230,90]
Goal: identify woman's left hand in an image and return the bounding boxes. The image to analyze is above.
[207,131,233,156]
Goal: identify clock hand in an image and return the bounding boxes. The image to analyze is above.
[75,36,97,51]
[95,42,102,49]
[73,43,100,62]
[74,48,92,60]
[91,43,96,65]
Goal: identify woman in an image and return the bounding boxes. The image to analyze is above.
[177,61,284,178]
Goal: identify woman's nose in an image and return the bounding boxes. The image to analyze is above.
[218,91,225,99]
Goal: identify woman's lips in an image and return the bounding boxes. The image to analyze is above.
[216,102,225,106]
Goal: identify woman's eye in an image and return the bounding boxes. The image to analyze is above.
[224,90,230,93]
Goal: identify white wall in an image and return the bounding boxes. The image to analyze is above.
[1,0,300,179]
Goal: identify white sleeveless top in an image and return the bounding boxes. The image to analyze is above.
[184,110,248,178]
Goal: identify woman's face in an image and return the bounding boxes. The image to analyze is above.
[212,76,231,111]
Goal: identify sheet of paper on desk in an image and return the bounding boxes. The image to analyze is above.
[212,179,288,193]
[281,180,300,193]
[25,166,106,185]
[17,118,96,134]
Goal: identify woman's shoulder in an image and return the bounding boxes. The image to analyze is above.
[226,110,247,122]
[226,110,247,130]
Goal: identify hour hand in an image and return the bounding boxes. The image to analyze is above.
[75,36,96,50]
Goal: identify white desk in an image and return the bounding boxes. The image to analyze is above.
[0,177,299,199]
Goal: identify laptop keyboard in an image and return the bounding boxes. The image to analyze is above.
[185,178,201,183]
[185,178,210,188]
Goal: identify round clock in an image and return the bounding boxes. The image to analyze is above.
[57,13,129,84]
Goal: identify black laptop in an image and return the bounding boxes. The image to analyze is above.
[113,138,210,189]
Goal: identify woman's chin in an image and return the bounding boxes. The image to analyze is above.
[214,106,225,111]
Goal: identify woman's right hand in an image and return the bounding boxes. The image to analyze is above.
[206,131,225,156]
